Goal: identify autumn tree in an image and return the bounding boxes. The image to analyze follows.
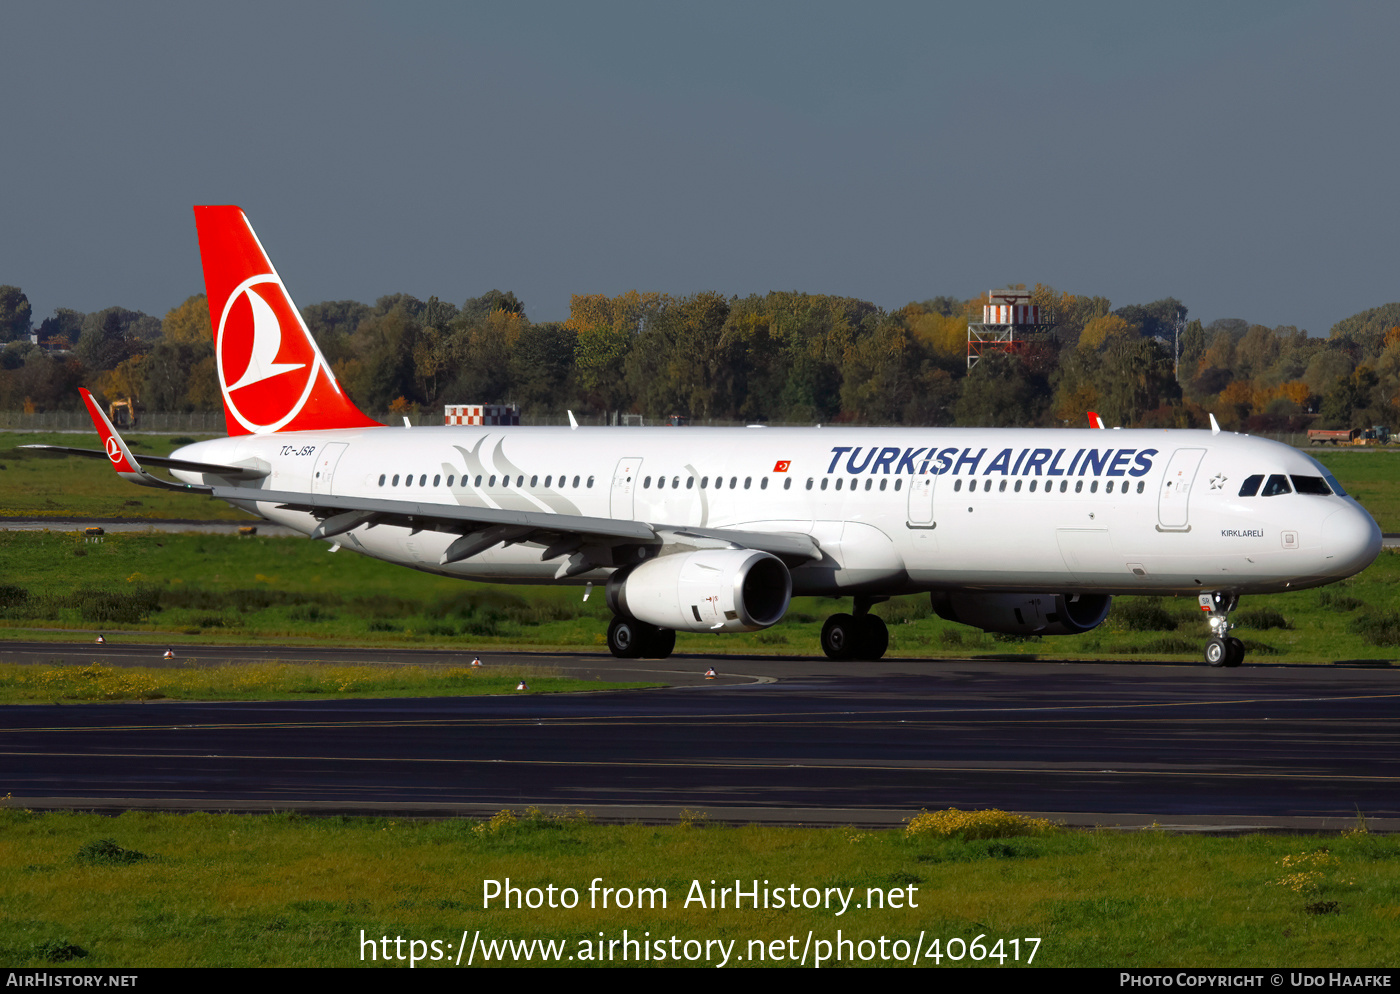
[0,286,32,343]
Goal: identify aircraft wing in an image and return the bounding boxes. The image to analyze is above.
[210,485,820,575]
[66,388,819,573]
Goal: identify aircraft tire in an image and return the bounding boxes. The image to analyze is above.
[1204,637,1228,667]
[1224,636,1245,668]
[857,615,889,660]
[607,616,647,659]
[644,627,676,659]
[821,613,859,660]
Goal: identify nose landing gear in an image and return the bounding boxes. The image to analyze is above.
[1200,592,1244,667]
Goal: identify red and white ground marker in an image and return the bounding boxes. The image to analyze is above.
[704,667,717,680]
[163,649,175,659]
[516,680,528,691]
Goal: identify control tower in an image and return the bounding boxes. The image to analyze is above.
[966,287,1056,370]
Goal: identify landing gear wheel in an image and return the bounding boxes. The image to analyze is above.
[607,616,646,659]
[821,613,858,660]
[857,614,889,660]
[1224,636,1245,668]
[643,627,676,659]
[1205,637,1228,667]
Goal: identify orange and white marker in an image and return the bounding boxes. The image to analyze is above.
[163,649,175,659]
[471,656,482,668]
[704,667,717,680]
[516,680,528,691]
[95,635,105,644]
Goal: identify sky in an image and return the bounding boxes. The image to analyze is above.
[3,1,1396,336]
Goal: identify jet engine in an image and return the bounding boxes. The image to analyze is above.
[607,549,791,633]
[930,591,1112,636]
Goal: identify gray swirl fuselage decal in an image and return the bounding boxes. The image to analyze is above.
[450,437,582,516]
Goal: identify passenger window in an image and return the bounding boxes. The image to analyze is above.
[1075,480,1083,493]
[1239,475,1263,497]
[1090,480,1097,493]
[1060,481,1068,493]
[573,475,581,488]
[434,474,441,487]
[1291,475,1332,495]
[1136,481,1144,493]
[865,479,872,491]
[1029,480,1037,492]
[998,480,1006,492]
[983,479,992,492]
[474,475,482,486]
[420,474,427,487]
[701,476,709,488]
[1261,474,1292,497]
[658,477,666,490]
[587,476,594,487]
[820,478,828,491]
[785,478,793,490]
[489,475,496,487]
[879,479,887,491]
[806,478,814,490]
[894,479,902,491]
[760,478,768,490]
[404,474,413,487]
[744,477,752,489]
[1104,480,1113,493]
[378,474,386,486]
[730,477,738,488]
[1014,480,1021,492]
[954,479,963,492]
[835,479,843,491]
[391,474,399,486]
[687,477,695,489]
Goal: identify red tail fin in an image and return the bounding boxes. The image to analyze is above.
[193,205,379,435]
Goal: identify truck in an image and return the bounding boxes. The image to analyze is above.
[1307,426,1390,446]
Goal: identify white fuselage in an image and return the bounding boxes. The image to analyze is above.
[171,425,1381,597]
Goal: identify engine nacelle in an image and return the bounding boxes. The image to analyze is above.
[607,549,792,633]
[931,591,1112,636]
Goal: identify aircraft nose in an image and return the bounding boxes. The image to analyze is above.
[1321,503,1382,578]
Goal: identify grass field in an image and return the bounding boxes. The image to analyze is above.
[2,528,1398,665]
[1,808,1395,968]
[0,431,253,520]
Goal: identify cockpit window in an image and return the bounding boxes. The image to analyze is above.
[1238,475,1263,497]
[1291,475,1332,495]
[1260,474,1292,497]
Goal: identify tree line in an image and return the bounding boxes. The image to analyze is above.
[2,280,1398,432]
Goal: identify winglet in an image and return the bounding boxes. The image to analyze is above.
[79,388,210,492]
[1087,411,1106,429]
[568,410,579,430]
[1209,413,1221,435]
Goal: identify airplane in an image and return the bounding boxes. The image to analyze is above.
[28,206,1383,668]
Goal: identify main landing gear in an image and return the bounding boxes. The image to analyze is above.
[1200,591,1244,668]
[820,596,889,661]
[606,616,676,659]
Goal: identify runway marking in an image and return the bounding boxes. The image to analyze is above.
[3,750,1397,782]
[4,691,1400,735]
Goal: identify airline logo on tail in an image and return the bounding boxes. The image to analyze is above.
[194,206,379,435]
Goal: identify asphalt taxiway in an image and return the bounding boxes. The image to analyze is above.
[2,642,1397,830]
